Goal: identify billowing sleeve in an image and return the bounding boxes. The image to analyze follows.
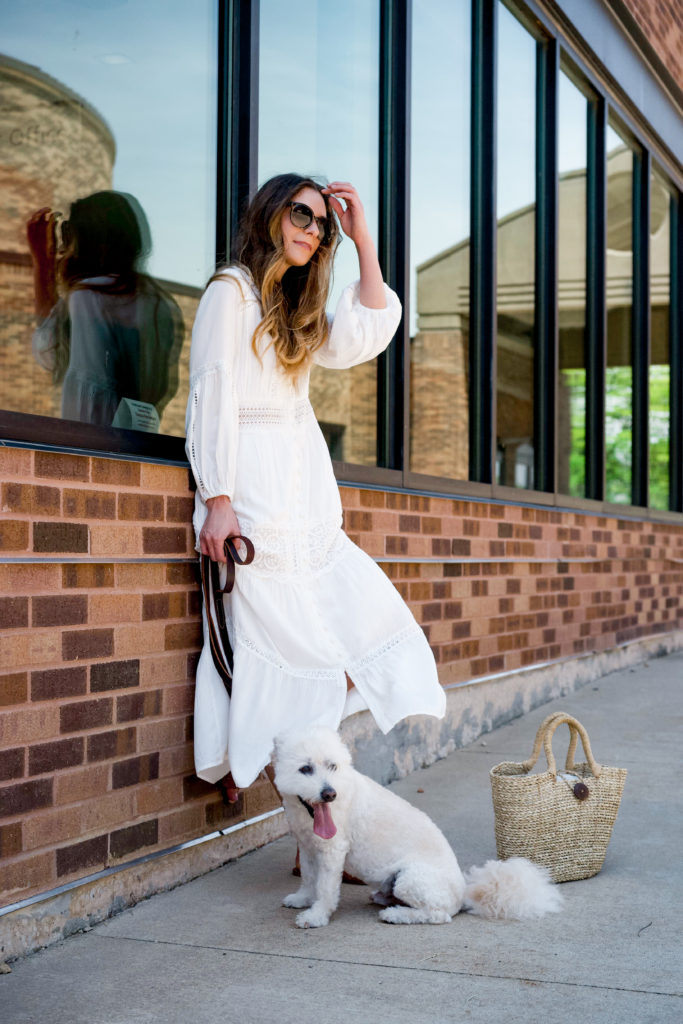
[185,275,243,502]
[313,279,402,370]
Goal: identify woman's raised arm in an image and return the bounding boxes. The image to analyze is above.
[323,182,386,309]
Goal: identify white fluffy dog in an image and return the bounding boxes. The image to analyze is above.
[273,726,563,929]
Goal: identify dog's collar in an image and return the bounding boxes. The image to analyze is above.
[298,797,315,820]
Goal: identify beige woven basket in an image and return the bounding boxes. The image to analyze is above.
[490,712,627,883]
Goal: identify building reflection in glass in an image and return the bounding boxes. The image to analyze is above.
[0,2,216,436]
[495,3,537,489]
[409,0,471,481]
[410,62,673,503]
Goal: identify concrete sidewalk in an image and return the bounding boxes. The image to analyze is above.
[2,652,682,1023]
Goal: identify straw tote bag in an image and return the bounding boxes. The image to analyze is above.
[490,712,627,882]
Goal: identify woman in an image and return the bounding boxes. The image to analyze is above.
[186,173,445,793]
[27,191,183,428]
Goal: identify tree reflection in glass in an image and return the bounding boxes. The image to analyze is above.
[556,73,588,497]
[605,124,634,504]
[649,169,673,511]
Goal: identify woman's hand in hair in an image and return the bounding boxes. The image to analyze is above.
[323,182,386,309]
[200,495,242,563]
[322,182,371,247]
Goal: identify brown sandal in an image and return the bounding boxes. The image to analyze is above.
[218,772,240,805]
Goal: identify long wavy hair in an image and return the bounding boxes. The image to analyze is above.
[59,190,149,293]
[213,173,340,378]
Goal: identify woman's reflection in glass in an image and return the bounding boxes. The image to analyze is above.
[27,191,183,430]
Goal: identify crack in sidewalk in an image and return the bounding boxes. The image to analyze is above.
[95,932,682,999]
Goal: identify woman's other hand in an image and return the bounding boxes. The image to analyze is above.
[200,495,241,562]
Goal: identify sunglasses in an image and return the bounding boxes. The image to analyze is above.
[286,201,330,242]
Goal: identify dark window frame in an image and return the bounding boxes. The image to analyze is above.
[670,190,683,511]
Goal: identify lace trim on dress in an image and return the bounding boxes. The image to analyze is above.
[238,400,315,430]
[188,383,205,498]
[234,621,424,682]
[237,518,347,579]
[235,631,342,681]
[346,622,424,675]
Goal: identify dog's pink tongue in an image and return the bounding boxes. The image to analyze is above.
[313,802,337,839]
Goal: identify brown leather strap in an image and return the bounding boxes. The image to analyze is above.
[200,535,255,696]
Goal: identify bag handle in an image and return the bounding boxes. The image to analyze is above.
[200,535,255,695]
[521,712,566,772]
[522,712,602,780]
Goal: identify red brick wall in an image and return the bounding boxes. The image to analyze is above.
[342,488,683,682]
[2,444,683,907]
[0,447,278,907]
[617,0,683,88]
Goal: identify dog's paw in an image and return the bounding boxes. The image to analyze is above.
[378,906,403,924]
[379,905,452,925]
[283,891,312,909]
[295,907,330,929]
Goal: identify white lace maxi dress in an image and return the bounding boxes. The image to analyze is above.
[186,268,446,788]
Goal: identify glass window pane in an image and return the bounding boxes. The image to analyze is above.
[495,4,536,489]
[409,0,471,480]
[649,170,673,510]
[0,2,217,437]
[557,73,588,498]
[605,123,634,504]
[259,0,380,466]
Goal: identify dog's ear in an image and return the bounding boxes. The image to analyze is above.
[272,727,299,759]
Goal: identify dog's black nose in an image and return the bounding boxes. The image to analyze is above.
[320,786,336,803]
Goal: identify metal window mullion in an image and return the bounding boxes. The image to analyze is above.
[377,0,410,472]
[225,0,259,260]
[632,148,651,507]
[669,194,682,510]
[469,0,497,484]
[534,37,558,493]
[585,96,607,501]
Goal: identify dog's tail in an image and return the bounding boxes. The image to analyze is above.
[462,857,564,920]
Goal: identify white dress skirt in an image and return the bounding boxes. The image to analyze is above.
[185,267,446,788]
